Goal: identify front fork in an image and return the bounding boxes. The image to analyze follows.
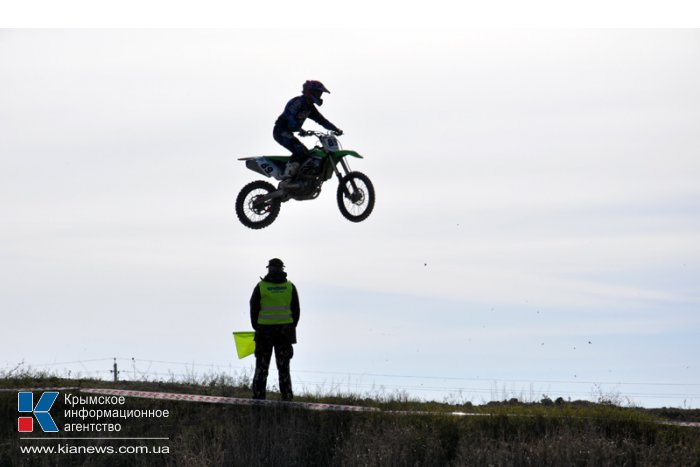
[335,158,362,203]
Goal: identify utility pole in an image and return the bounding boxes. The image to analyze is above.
[110,358,120,383]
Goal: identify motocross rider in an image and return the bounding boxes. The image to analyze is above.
[273,80,343,186]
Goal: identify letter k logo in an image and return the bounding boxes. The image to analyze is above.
[18,392,59,432]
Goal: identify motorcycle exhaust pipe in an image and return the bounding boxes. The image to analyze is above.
[254,189,286,206]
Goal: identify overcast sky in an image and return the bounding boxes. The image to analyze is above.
[1,29,698,407]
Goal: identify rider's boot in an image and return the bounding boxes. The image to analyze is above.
[279,162,300,190]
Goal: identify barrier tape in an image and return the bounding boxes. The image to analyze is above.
[0,387,78,392]
[80,387,379,412]
[660,421,700,428]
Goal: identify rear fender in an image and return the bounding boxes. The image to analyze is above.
[238,156,288,180]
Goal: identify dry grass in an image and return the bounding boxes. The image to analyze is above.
[2,372,699,466]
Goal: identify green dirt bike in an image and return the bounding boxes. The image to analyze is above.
[235,130,375,229]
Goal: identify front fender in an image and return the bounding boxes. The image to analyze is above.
[334,149,363,159]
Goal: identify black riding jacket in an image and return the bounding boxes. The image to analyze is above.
[274,95,339,133]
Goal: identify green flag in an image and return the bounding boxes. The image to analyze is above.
[233,331,256,359]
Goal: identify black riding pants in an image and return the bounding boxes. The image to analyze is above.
[273,125,308,165]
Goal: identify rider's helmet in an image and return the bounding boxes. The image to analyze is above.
[303,80,330,106]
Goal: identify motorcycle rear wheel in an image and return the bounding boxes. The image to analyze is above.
[337,171,375,222]
[235,180,281,229]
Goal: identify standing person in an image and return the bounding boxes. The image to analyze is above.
[273,80,343,185]
[250,258,300,401]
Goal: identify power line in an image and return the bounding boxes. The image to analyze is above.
[124,359,700,388]
[6,358,699,388]
[22,358,114,367]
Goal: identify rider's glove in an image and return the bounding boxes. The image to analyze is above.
[334,129,343,136]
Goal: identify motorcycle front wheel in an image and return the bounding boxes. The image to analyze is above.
[235,180,281,229]
[337,171,375,222]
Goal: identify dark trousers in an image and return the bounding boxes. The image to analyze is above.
[252,336,294,401]
[273,125,308,165]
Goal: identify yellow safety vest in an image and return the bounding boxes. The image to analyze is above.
[258,280,294,325]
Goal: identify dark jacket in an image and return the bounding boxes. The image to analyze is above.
[274,95,339,133]
[250,270,300,343]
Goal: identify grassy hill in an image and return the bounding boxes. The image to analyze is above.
[2,375,699,466]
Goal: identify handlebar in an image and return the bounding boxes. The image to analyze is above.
[298,129,343,137]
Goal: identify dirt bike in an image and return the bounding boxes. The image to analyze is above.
[235,130,375,229]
